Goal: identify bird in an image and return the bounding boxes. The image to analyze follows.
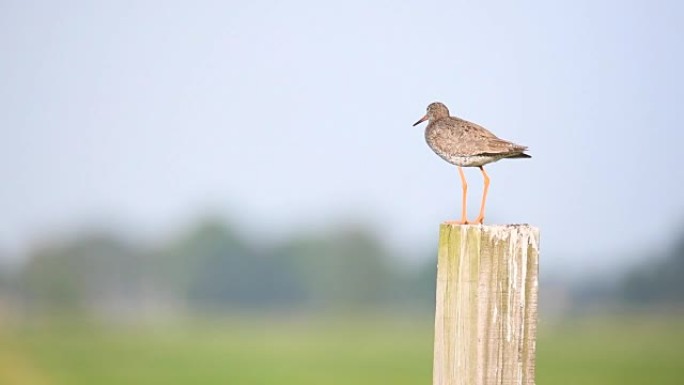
[413,102,530,225]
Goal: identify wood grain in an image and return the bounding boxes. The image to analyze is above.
[433,224,539,385]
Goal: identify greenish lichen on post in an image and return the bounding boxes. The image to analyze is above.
[433,224,540,385]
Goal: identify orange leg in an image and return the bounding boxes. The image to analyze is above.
[446,167,470,225]
[473,166,490,224]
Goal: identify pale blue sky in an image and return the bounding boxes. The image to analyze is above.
[2,0,683,274]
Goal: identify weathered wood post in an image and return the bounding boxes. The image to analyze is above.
[433,224,540,385]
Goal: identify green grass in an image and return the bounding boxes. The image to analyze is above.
[1,315,683,385]
[537,315,684,385]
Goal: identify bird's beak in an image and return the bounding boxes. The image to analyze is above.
[412,115,428,126]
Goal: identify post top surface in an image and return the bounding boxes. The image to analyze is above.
[440,223,538,231]
[439,223,540,249]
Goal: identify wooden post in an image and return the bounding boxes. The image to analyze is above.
[433,224,540,385]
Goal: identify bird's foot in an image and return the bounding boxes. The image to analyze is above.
[472,216,485,224]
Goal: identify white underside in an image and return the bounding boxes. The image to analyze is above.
[439,154,506,167]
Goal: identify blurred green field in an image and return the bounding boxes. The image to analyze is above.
[1,315,683,385]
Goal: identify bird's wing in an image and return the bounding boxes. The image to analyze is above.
[453,117,499,138]
[476,137,528,156]
[451,118,528,156]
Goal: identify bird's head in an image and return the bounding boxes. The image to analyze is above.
[413,102,450,126]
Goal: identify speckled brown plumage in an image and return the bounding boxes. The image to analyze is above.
[413,102,530,224]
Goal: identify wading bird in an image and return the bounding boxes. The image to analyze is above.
[413,102,530,224]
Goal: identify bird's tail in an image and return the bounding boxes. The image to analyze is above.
[507,153,531,159]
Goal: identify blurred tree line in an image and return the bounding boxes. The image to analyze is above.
[2,218,683,319]
[3,216,436,318]
[569,226,684,313]
[618,228,684,305]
